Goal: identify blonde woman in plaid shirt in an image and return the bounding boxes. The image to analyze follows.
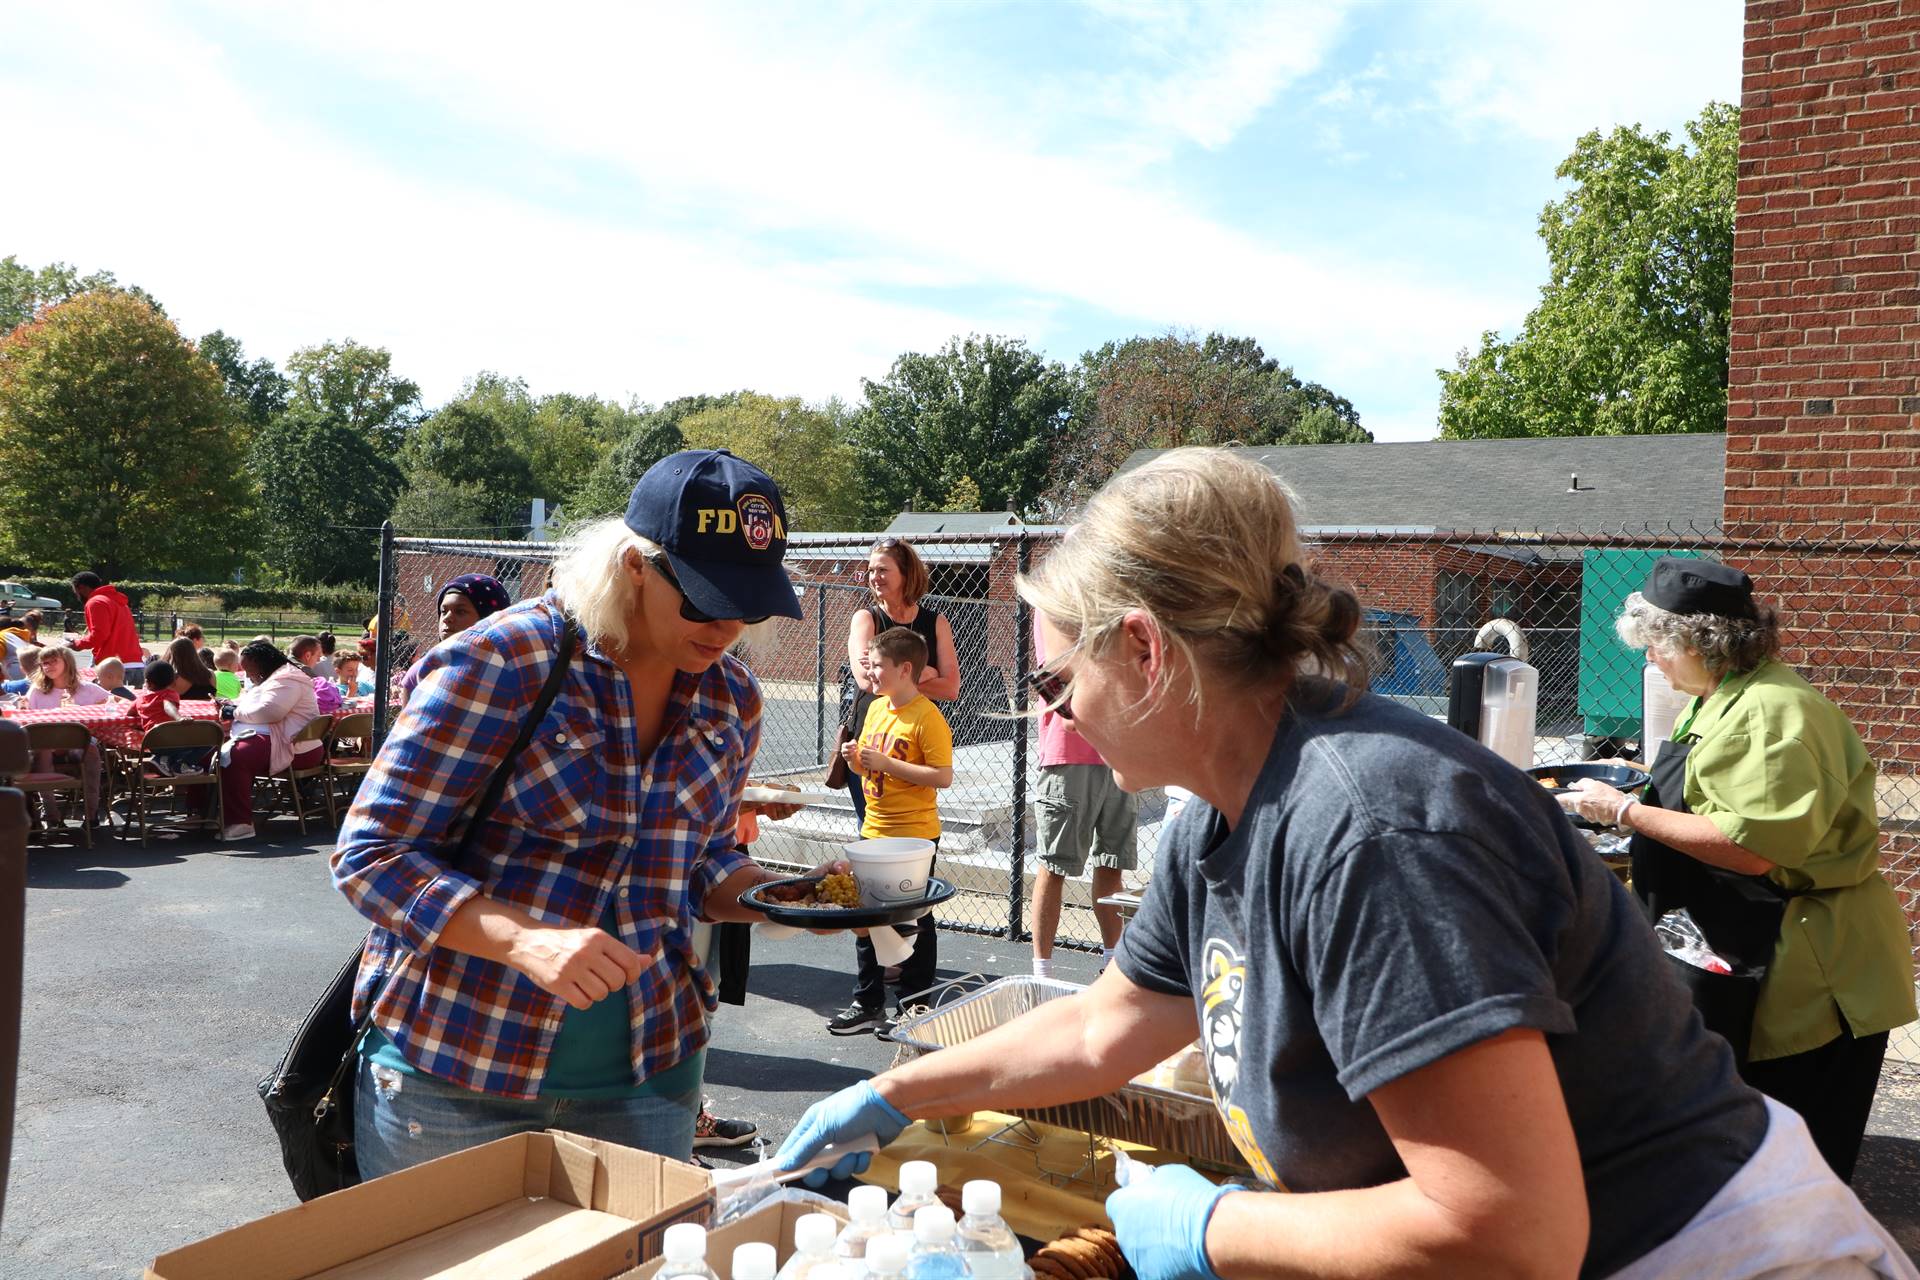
[334,450,817,1176]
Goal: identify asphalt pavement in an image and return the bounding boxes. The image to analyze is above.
[2,827,1914,1276]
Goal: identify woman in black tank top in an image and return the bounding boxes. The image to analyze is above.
[846,537,961,704]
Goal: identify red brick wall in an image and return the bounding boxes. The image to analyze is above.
[1726,0,1920,534]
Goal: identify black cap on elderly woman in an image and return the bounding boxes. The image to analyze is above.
[1643,556,1757,620]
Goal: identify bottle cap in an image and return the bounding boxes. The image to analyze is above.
[732,1242,778,1280]
[849,1183,890,1223]
[866,1235,912,1274]
[663,1223,706,1263]
[899,1159,938,1196]
[913,1205,957,1244]
[796,1212,841,1254]
[961,1179,1001,1216]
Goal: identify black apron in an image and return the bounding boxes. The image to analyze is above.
[1630,734,1791,1067]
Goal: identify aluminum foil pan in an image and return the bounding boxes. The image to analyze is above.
[887,975,1248,1171]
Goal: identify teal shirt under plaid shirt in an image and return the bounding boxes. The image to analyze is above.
[332,593,758,1100]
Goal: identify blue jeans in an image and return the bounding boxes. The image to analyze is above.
[353,1057,702,1180]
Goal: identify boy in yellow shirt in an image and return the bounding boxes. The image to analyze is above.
[829,626,953,1034]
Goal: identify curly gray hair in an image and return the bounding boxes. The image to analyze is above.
[1615,591,1780,678]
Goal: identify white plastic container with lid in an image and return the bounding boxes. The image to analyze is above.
[659,1223,720,1280]
[864,1234,914,1280]
[956,1180,1027,1280]
[734,1242,780,1280]
[888,1159,941,1231]
[777,1213,846,1280]
[836,1182,893,1274]
[905,1206,973,1280]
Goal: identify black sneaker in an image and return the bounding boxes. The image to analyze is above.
[693,1103,758,1149]
[827,1004,884,1036]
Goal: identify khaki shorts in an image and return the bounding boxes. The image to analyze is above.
[1035,764,1138,877]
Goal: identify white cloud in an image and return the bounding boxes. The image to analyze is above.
[1391,0,1740,147]
[3,0,1741,444]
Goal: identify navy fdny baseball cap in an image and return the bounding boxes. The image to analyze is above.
[624,449,803,621]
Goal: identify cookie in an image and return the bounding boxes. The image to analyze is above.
[1066,1228,1125,1276]
[1046,1236,1107,1280]
[1028,1254,1076,1280]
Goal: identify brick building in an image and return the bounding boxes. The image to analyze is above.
[1725,0,1920,938]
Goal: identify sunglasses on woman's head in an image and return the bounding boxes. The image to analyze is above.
[643,554,769,626]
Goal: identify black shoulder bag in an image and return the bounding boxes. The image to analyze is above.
[258,616,578,1200]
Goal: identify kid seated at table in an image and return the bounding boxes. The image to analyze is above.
[831,625,954,1035]
[94,656,135,701]
[1,647,39,699]
[211,648,243,699]
[132,660,212,776]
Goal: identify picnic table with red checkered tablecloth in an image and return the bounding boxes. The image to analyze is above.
[0,698,373,754]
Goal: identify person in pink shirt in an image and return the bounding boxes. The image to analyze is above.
[216,639,322,842]
[1030,621,1138,977]
[23,643,110,827]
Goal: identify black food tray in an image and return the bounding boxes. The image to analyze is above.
[740,875,956,929]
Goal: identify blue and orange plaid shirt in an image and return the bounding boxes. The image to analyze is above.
[332,593,758,1099]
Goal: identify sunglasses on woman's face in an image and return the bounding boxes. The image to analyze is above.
[644,555,769,626]
[1027,649,1086,722]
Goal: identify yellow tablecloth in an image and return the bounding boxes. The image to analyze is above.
[859,1113,1150,1241]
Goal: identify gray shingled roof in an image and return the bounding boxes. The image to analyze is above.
[885,511,1023,535]
[1117,435,1726,535]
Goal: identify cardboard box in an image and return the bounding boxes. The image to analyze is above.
[617,1196,850,1280]
[147,1130,714,1280]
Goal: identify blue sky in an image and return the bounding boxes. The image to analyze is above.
[5,1,1740,441]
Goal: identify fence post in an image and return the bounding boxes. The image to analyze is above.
[815,583,828,764]
[371,521,397,750]
[1008,534,1030,943]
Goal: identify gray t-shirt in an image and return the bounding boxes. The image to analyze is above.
[1119,683,1767,1279]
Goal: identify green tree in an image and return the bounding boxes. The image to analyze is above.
[679,393,865,531]
[564,394,738,523]
[942,474,983,512]
[1,255,165,334]
[250,404,403,584]
[1437,101,1738,439]
[522,392,636,504]
[199,330,290,427]
[0,291,252,579]
[285,338,422,448]
[1048,330,1368,511]
[851,335,1072,522]
[395,379,540,534]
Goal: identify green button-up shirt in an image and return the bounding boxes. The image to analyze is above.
[1679,660,1916,1061]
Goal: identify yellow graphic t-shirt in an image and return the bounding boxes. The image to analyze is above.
[857,694,952,840]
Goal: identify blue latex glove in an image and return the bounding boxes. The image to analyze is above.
[773,1080,910,1187]
[1106,1163,1234,1280]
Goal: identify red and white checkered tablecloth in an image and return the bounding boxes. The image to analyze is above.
[4,696,375,753]
[2,701,222,752]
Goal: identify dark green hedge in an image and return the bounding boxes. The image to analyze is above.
[7,577,375,617]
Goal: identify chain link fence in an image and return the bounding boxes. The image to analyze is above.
[374,525,1919,1069]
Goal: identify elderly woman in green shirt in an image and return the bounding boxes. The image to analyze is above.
[1565,556,1914,1185]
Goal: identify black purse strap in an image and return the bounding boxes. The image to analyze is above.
[342,613,580,1044]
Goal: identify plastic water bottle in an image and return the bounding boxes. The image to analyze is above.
[888,1160,941,1231]
[777,1213,845,1280]
[734,1243,779,1280]
[864,1234,913,1280]
[956,1181,1026,1280]
[836,1183,893,1275]
[905,1206,973,1280]
[659,1223,720,1280]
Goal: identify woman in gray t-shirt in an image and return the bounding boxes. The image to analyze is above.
[775,448,1911,1280]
